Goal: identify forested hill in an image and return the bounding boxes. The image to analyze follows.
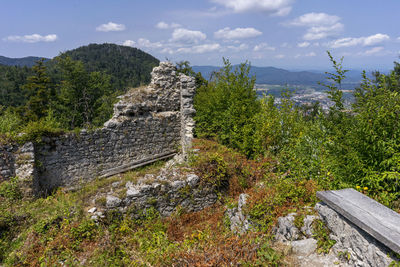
[0,56,48,67]
[0,44,160,130]
[192,65,367,85]
[56,43,160,90]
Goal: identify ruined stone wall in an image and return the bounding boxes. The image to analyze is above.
[0,62,196,194]
[0,144,17,181]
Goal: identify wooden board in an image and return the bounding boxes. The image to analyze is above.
[317,188,400,254]
[99,151,176,178]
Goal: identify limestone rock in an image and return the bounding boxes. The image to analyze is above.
[88,207,97,213]
[274,213,300,241]
[226,194,252,234]
[291,238,318,255]
[106,195,122,209]
[315,202,397,267]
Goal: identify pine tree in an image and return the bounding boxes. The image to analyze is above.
[23,59,54,121]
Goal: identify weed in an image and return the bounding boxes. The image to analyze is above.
[0,177,22,200]
[312,219,336,254]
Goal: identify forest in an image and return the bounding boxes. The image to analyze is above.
[0,44,159,138]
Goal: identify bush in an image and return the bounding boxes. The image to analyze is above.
[194,59,260,155]
[0,109,21,135]
[0,177,22,201]
[17,110,63,143]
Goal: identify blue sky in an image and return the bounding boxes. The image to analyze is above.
[1,0,399,70]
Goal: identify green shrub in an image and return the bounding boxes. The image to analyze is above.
[0,109,21,134]
[71,219,98,241]
[17,110,63,143]
[0,177,22,201]
[194,59,260,155]
[312,219,336,254]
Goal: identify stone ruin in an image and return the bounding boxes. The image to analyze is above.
[0,62,196,195]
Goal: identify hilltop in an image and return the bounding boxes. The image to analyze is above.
[56,43,160,90]
[0,56,49,67]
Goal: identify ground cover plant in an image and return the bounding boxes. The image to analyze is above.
[0,139,322,266]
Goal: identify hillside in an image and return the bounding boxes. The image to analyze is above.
[56,43,160,90]
[0,44,160,117]
[0,56,48,67]
[193,65,363,86]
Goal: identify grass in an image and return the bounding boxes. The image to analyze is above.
[0,138,326,266]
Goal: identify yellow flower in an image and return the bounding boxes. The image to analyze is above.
[363,187,368,190]
[356,186,360,189]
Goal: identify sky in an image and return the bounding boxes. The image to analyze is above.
[1,0,400,70]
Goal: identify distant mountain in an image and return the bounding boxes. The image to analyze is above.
[0,56,49,67]
[193,65,364,86]
[55,43,160,90]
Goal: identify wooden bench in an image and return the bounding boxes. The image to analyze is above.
[317,188,400,254]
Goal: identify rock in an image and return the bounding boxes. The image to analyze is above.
[226,193,252,234]
[315,202,397,267]
[88,207,97,213]
[186,174,199,187]
[273,213,300,242]
[111,181,121,188]
[106,195,122,209]
[301,215,317,238]
[291,238,317,255]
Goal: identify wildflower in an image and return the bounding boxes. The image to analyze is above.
[356,185,360,189]
[363,187,368,190]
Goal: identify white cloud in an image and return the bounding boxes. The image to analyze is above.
[123,40,136,47]
[4,34,57,43]
[303,23,344,40]
[363,34,390,46]
[295,52,316,58]
[161,47,175,54]
[289,12,340,27]
[96,22,126,32]
[280,42,291,48]
[359,46,384,56]
[226,43,249,52]
[214,27,262,40]
[210,0,293,16]
[287,13,343,40]
[156,21,181,29]
[397,37,400,41]
[297,41,310,48]
[137,38,162,49]
[171,28,206,44]
[177,43,221,54]
[364,46,384,55]
[253,42,275,51]
[275,54,285,59]
[329,33,390,48]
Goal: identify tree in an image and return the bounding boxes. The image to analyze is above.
[176,60,208,88]
[194,59,260,153]
[22,59,54,121]
[56,56,114,129]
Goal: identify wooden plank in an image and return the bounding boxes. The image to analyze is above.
[317,188,400,254]
[99,151,176,178]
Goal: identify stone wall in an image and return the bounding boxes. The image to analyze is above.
[0,62,196,194]
[0,144,17,182]
[98,171,218,219]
